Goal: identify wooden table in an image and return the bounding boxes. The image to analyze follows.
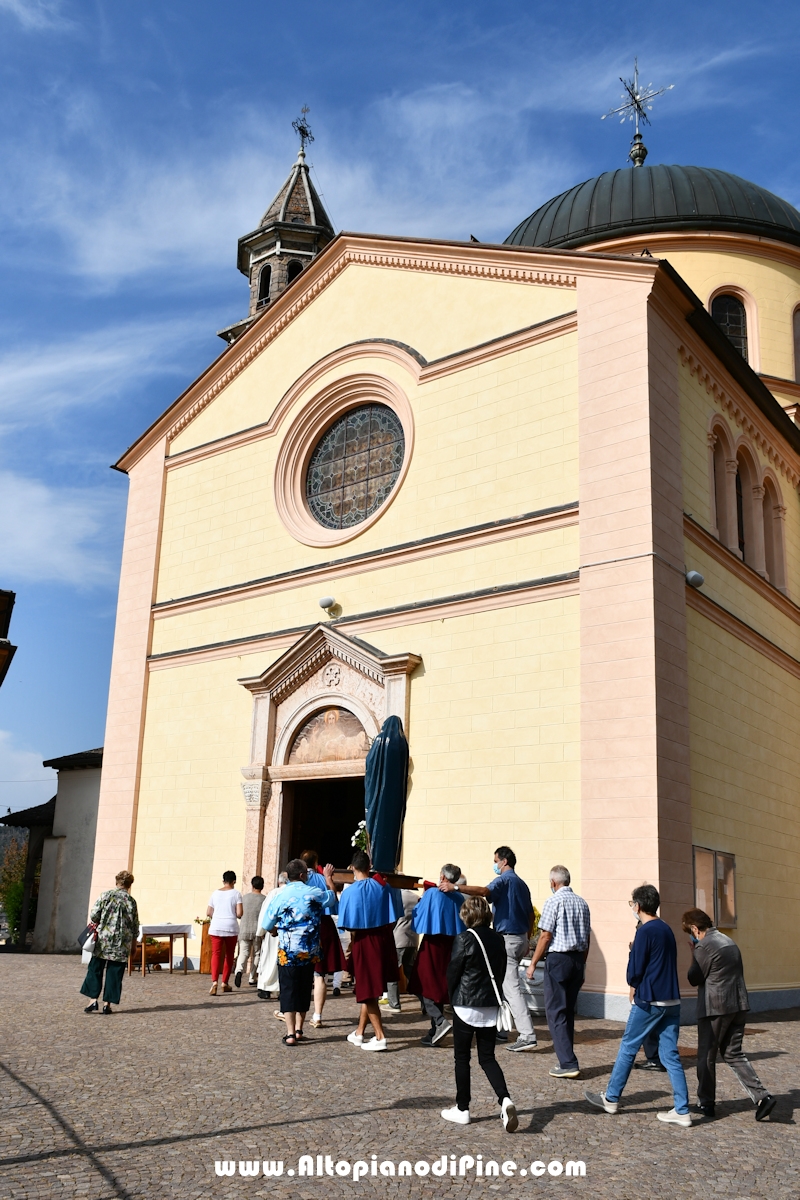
[129,924,193,976]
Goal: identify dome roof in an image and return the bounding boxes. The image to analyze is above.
[505,165,800,251]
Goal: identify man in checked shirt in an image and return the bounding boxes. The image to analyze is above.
[526,865,591,1078]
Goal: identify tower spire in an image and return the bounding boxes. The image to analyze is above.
[601,58,674,167]
[217,109,334,345]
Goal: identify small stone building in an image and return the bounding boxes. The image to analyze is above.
[32,748,102,953]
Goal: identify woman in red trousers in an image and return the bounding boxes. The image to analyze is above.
[207,870,243,995]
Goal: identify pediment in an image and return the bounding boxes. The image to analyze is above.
[238,623,418,705]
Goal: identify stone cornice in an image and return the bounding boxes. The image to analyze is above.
[164,313,578,471]
[152,502,579,619]
[148,570,580,671]
[679,345,800,488]
[686,585,800,681]
[761,374,800,403]
[684,515,798,623]
[583,229,800,273]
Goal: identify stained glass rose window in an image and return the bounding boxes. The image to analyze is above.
[305,404,405,529]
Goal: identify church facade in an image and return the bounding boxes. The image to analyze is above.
[90,153,800,1015]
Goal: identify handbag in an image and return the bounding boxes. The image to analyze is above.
[79,923,98,964]
[468,929,514,1032]
[77,922,97,949]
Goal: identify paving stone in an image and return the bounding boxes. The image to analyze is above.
[0,957,797,1199]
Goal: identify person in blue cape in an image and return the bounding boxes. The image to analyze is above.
[338,849,403,1052]
[409,864,466,1046]
[300,849,345,1029]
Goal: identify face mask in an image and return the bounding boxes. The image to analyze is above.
[632,907,640,921]
[493,863,502,876]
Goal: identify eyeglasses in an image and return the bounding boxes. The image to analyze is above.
[628,900,638,909]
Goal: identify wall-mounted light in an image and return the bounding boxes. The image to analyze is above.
[685,571,704,589]
[319,596,337,617]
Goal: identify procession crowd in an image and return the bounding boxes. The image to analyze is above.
[80,847,776,1131]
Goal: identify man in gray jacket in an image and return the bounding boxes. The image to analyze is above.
[682,908,776,1121]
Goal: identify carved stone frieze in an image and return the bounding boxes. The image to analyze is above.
[680,346,800,488]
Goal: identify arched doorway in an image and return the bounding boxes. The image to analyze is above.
[282,707,369,868]
[238,624,421,886]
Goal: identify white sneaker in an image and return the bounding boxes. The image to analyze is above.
[501,1097,519,1133]
[584,1090,619,1114]
[361,1037,387,1051]
[441,1106,470,1125]
[657,1108,692,1128]
[346,1031,364,1045]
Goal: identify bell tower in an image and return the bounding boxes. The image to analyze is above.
[218,110,335,345]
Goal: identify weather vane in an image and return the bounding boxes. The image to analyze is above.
[292,106,314,155]
[601,59,673,167]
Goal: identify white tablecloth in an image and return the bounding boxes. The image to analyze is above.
[138,924,194,940]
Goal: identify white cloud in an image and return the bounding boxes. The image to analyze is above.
[0,0,67,31]
[0,470,123,586]
[0,316,211,425]
[0,38,776,285]
[0,730,56,816]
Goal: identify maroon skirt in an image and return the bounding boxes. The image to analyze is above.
[408,934,455,1007]
[315,914,346,976]
[348,925,399,1002]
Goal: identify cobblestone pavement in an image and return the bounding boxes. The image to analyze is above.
[1,957,798,1200]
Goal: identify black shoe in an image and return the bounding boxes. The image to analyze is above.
[83,1000,99,1013]
[756,1095,777,1122]
[332,987,341,996]
[495,1031,508,1043]
[234,971,242,989]
[420,1033,434,1046]
[692,1103,715,1118]
[636,1059,668,1072]
[102,1003,113,1014]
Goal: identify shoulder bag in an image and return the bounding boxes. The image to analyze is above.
[468,929,513,1032]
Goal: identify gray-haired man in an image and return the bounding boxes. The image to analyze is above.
[527,866,590,1078]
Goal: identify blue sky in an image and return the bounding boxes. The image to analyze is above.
[1,0,799,812]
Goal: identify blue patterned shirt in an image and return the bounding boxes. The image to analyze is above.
[260,880,334,966]
[537,886,591,953]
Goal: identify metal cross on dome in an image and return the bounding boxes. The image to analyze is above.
[601,59,673,166]
[292,106,315,154]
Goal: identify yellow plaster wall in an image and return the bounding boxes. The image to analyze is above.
[170,265,576,455]
[131,653,273,930]
[687,606,800,989]
[681,355,800,988]
[132,597,580,936]
[150,523,578,656]
[663,247,800,380]
[156,333,578,602]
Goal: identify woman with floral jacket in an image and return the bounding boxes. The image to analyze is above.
[80,871,139,1013]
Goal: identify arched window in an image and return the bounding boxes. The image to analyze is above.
[256,264,271,308]
[286,260,304,284]
[762,476,787,591]
[793,307,800,383]
[712,436,731,545]
[735,448,766,574]
[711,293,748,361]
[735,467,746,557]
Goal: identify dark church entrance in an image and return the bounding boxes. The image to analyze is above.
[287,776,365,870]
